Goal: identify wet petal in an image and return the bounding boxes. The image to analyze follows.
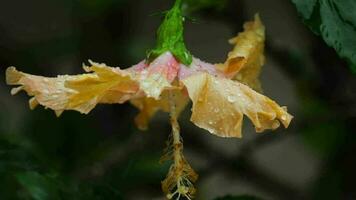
[6,61,139,115]
[134,52,180,99]
[218,14,265,91]
[6,66,81,113]
[182,73,292,138]
[67,61,139,113]
[178,57,224,80]
[130,88,189,130]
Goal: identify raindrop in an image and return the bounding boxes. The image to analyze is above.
[227,95,236,103]
[152,89,160,97]
[141,81,150,89]
[141,70,148,76]
[152,74,161,81]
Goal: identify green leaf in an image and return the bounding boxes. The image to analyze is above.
[148,0,192,65]
[214,195,263,200]
[291,0,356,72]
[16,171,60,200]
[291,0,318,19]
[319,0,356,72]
[15,171,124,200]
[0,137,39,172]
[332,0,356,27]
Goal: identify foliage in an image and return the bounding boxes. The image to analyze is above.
[0,137,123,200]
[16,171,61,200]
[1,0,356,199]
[291,0,356,72]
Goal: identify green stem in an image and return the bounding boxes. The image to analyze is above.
[147,0,192,65]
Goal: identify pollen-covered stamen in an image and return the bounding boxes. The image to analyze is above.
[161,91,198,200]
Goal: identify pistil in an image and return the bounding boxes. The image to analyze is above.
[161,91,198,200]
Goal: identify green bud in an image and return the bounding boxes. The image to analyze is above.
[147,0,193,66]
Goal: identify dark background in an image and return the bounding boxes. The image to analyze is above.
[0,0,355,199]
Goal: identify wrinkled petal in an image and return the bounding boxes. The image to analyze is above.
[130,87,189,130]
[6,61,139,115]
[178,57,224,80]
[66,61,140,113]
[131,52,179,99]
[217,14,265,91]
[182,73,292,138]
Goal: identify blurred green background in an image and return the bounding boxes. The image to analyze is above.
[1,0,356,199]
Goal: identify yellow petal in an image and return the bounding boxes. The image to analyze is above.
[29,97,39,110]
[130,87,189,130]
[182,73,292,138]
[6,62,139,115]
[66,61,139,113]
[6,66,80,112]
[218,14,265,91]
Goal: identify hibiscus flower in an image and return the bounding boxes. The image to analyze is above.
[5,0,292,199]
[6,15,291,137]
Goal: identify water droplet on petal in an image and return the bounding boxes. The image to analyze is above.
[152,88,160,97]
[141,81,150,89]
[227,95,236,103]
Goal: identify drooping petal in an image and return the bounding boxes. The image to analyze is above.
[217,14,265,91]
[130,87,189,130]
[6,61,139,115]
[182,73,292,138]
[131,52,180,99]
[6,66,83,114]
[66,61,140,113]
